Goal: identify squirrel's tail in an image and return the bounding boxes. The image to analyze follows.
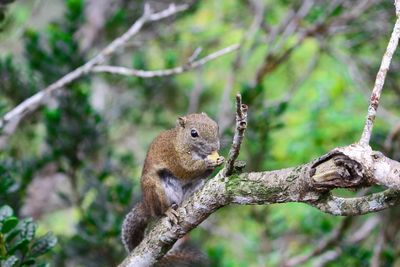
[121,203,209,266]
[121,201,149,252]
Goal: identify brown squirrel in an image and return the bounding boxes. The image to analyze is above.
[122,113,224,256]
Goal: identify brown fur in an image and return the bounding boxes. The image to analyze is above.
[122,113,223,256]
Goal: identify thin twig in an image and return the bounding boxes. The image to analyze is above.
[270,0,315,55]
[312,249,342,267]
[0,3,188,144]
[256,0,376,86]
[359,2,400,146]
[283,217,353,267]
[371,225,385,267]
[347,216,380,243]
[91,44,239,77]
[188,47,203,63]
[222,94,248,177]
[312,216,380,267]
[384,122,400,153]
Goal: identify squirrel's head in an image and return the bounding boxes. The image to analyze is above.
[175,113,220,159]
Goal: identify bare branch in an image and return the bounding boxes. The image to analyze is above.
[269,0,315,55]
[91,44,240,77]
[0,3,188,144]
[222,94,248,177]
[256,0,376,86]
[397,0,400,17]
[188,47,203,63]
[359,4,400,145]
[284,217,353,267]
[311,189,400,216]
[77,0,112,52]
[313,249,342,267]
[384,122,400,153]
[347,216,380,243]
[371,225,385,267]
[312,216,379,267]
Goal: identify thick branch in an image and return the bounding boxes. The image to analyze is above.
[359,2,400,145]
[119,144,400,266]
[309,144,400,190]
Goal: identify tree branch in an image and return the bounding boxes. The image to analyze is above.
[311,189,400,216]
[116,3,400,266]
[283,217,353,267]
[311,215,380,266]
[359,1,400,145]
[222,94,248,177]
[371,225,385,267]
[91,44,239,77]
[0,3,188,145]
[119,141,400,266]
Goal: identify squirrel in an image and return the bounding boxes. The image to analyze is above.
[121,113,224,257]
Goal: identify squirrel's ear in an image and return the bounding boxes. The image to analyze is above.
[177,117,186,128]
[201,112,208,116]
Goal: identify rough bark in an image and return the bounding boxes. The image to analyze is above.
[119,144,400,267]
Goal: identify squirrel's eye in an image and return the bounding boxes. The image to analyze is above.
[191,129,199,138]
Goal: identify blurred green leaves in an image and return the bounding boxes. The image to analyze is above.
[0,205,57,267]
[0,0,15,23]
[0,56,38,106]
[0,0,399,266]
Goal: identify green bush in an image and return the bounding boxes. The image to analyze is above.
[0,205,57,267]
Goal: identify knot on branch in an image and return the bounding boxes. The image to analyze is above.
[310,150,366,190]
[236,100,248,130]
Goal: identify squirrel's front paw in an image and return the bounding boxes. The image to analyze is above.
[165,206,179,225]
[205,156,225,169]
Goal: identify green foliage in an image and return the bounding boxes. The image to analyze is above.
[2,1,135,265]
[1,0,399,266]
[0,56,38,106]
[0,164,19,197]
[0,205,57,267]
[0,0,16,23]
[0,158,45,212]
